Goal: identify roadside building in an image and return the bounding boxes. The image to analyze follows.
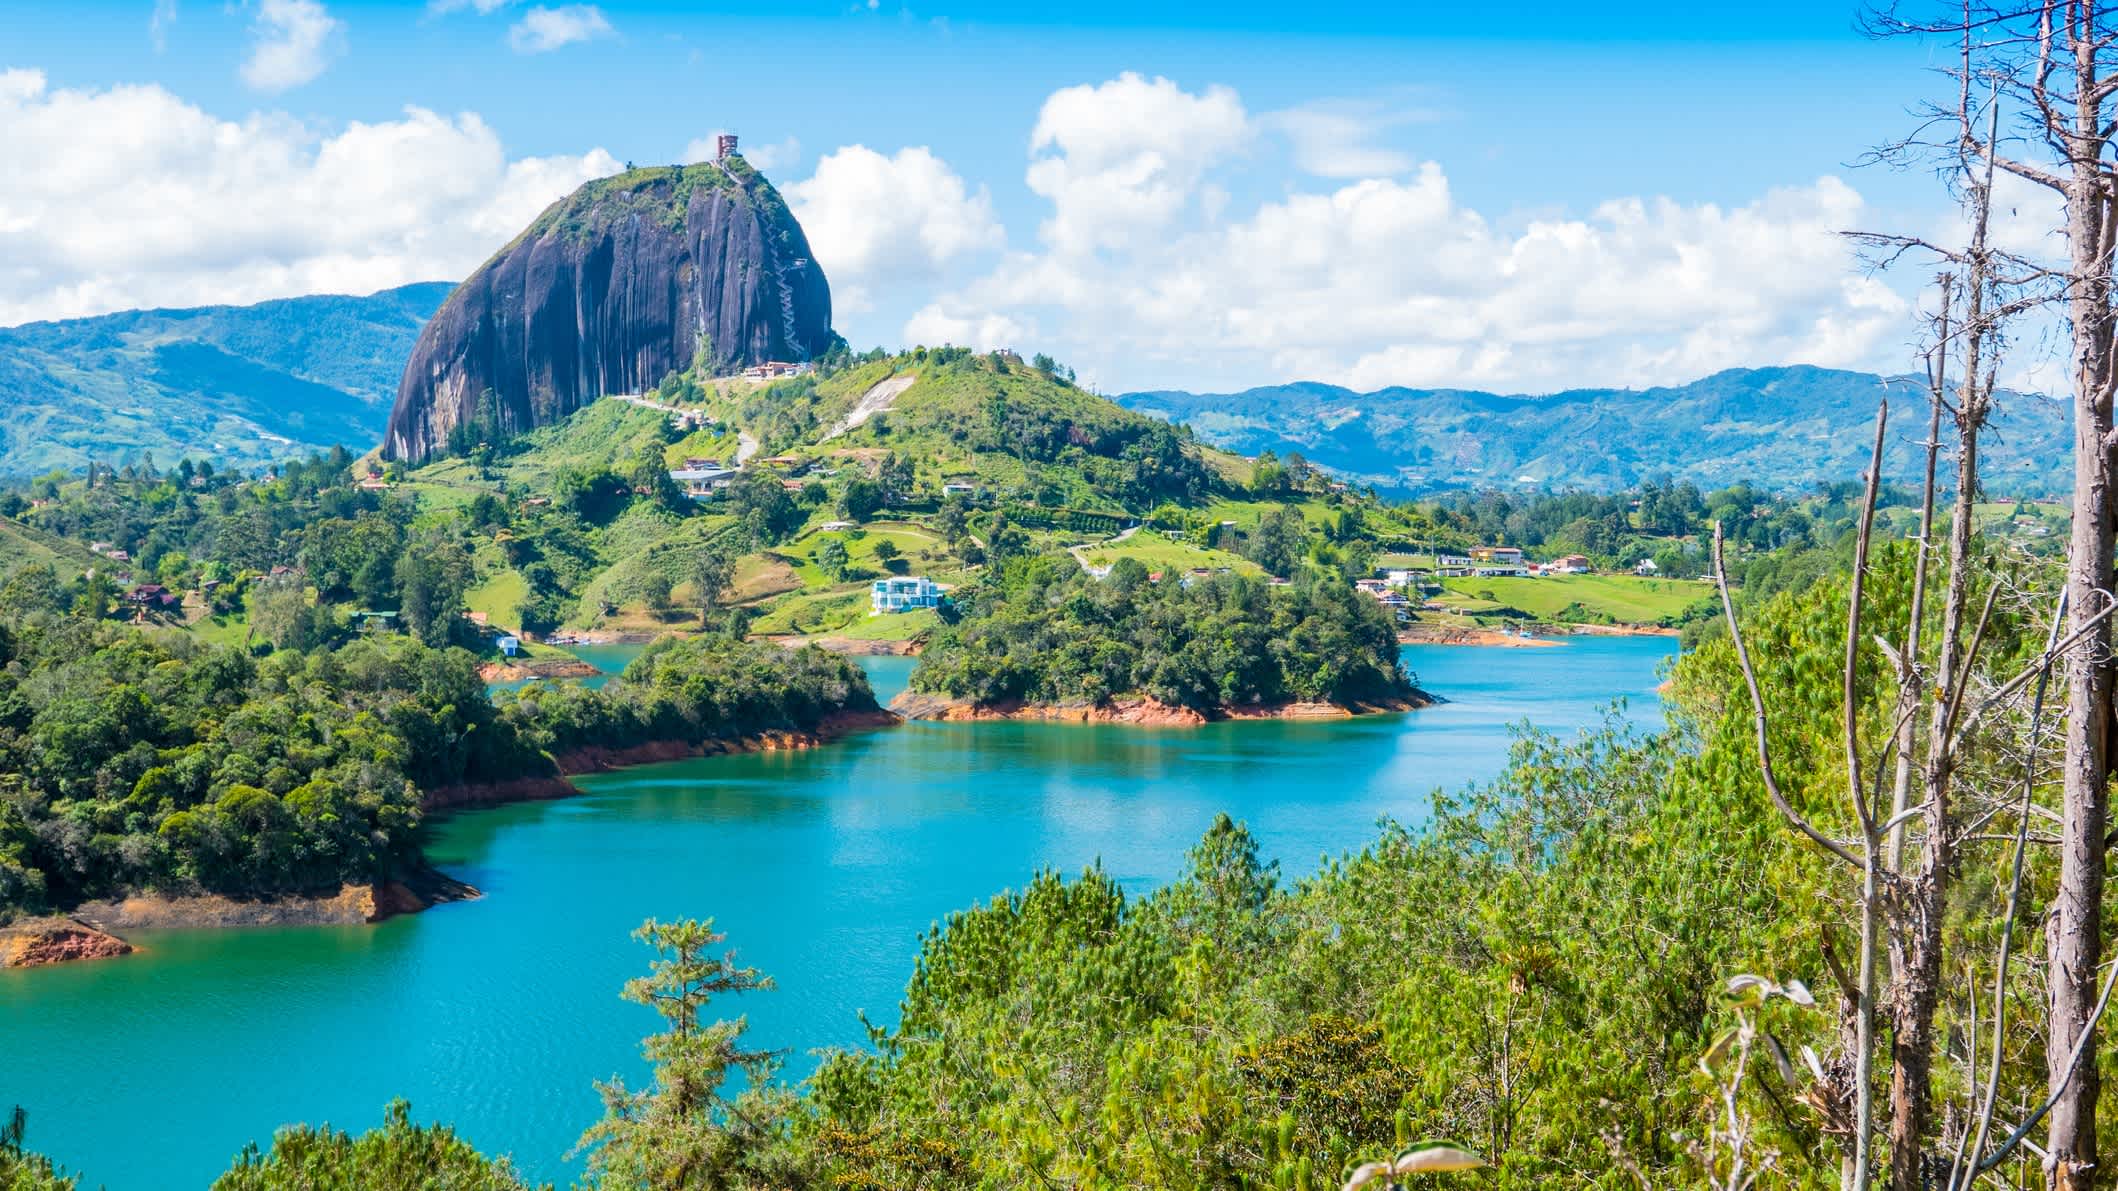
[669,466,737,499]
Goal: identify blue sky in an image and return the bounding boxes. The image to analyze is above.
[0,1,2004,392]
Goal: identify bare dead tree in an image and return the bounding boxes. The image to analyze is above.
[1861,5,2118,1183]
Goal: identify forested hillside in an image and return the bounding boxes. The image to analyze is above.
[0,283,448,477]
[1120,365,2072,497]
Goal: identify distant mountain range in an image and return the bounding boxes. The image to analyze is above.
[0,282,450,477]
[0,284,2074,498]
[1119,366,2073,497]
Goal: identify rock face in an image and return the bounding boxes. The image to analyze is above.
[386,157,834,462]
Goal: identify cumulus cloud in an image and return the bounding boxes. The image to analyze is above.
[902,75,1909,393]
[508,4,613,52]
[240,0,343,92]
[1027,72,1251,255]
[429,0,515,12]
[784,145,1004,313]
[0,69,620,325]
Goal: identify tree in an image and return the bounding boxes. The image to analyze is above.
[936,498,970,546]
[817,539,851,581]
[839,478,884,523]
[396,540,472,648]
[249,582,328,652]
[573,919,792,1188]
[1861,10,2118,1183]
[1244,507,1307,578]
[638,569,674,612]
[214,1100,529,1191]
[871,540,900,569]
[690,548,732,629]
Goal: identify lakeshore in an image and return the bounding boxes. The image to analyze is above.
[1,639,1675,1186]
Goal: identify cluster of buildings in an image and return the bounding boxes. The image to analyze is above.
[1350,546,1611,621]
[1428,547,1593,579]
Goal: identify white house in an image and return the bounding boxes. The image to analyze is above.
[1634,558,1660,575]
[872,575,944,614]
[496,635,521,658]
[669,466,738,499]
[942,480,979,497]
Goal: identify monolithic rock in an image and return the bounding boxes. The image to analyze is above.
[386,156,834,461]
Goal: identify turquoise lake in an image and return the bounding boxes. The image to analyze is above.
[1,636,1674,1188]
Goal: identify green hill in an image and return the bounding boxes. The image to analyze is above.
[0,283,450,478]
[1120,365,2072,497]
[380,348,1430,643]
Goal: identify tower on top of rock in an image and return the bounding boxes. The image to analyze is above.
[716,133,739,161]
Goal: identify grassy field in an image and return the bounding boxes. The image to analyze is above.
[830,608,939,641]
[464,569,527,626]
[1432,572,1717,625]
[1074,531,1257,575]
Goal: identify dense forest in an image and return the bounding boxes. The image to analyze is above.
[908,552,1412,711]
[0,586,875,917]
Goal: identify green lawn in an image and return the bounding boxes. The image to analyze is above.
[465,569,527,629]
[1433,573,1716,625]
[747,588,870,635]
[831,608,939,641]
[1074,532,1258,575]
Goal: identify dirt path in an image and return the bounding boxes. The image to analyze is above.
[736,429,761,465]
[823,374,916,440]
[1069,524,1140,572]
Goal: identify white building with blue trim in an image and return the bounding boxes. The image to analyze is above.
[871,575,944,615]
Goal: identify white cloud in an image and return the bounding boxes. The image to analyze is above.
[785,145,1003,314]
[906,75,1910,393]
[508,4,613,52]
[1262,97,1438,179]
[239,0,343,92]
[1027,72,1252,255]
[151,0,179,52]
[0,70,620,325]
[429,0,516,12]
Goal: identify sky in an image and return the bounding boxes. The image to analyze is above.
[0,0,2056,394]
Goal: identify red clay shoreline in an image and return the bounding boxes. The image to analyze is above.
[3,709,901,968]
[888,690,1432,726]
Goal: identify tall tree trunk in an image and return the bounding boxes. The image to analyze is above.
[2048,123,2117,1188]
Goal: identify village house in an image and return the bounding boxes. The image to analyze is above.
[1634,558,1660,575]
[741,361,811,381]
[941,480,979,498]
[1470,546,1525,564]
[123,583,179,610]
[668,465,737,500]
[871,575,944,614]
[1549,554,1593,574]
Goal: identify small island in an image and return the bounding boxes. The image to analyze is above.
[894,553,1428,724]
